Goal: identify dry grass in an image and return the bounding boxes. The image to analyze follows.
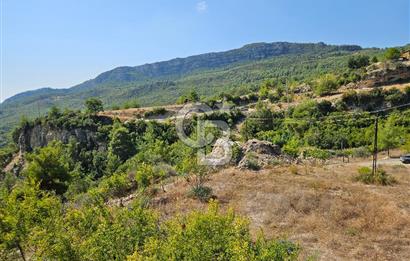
[150,161,410,260]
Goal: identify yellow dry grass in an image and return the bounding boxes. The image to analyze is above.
[151,161,410,260]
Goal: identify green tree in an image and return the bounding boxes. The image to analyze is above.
[379,116,404,157]
[259,84,270,99]
[189,90,200,102]
[348,55,370,69]
[48,106,61,118]
[85,98,104,114]
[24,142,71,195]
[313,74,339,96]
[384,48,401,60]
[371,56,379,63]
[0,182,62,261]
[108,124,136,164]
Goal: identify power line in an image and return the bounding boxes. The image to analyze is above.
[246,101,410,123]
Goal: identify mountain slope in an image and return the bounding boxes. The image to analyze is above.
[0,42,369,145]
[3,42,361,105]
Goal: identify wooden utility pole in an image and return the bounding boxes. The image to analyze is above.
[372,117,379,175]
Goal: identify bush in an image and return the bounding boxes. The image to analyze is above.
[188,185,213,202]
[96,172,134,199]
[350,147,371,158]
[355,167,396,185]
[289,165,298,175]
[348,55,370,69]
[122,99,140,109]
[244,153,261,170]
[85,98,104,114]
[230,143,243,164]
[313,74,339,96]
[283,138,300,158]
[128,201,300,260]
[144,107,167,118]
[304,148,332,161]
[384,48,401,60]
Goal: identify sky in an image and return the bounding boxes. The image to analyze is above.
[1,0,409,102]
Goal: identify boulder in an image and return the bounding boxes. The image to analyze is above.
[237,139,292,170]
[242,139,281,155]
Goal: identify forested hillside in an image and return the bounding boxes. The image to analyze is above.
[0,42,373,146]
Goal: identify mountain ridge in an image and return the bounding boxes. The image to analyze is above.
[1,41,376,147]
[2,41,361,105]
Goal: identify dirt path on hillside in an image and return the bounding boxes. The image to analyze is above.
[100,82,410,122]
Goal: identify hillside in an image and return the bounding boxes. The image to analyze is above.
[0,42,370,146]
[2,49,410,260]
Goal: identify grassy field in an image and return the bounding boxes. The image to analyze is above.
[148,152,410,260]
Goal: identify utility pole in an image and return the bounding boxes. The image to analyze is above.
[372,117,379,176]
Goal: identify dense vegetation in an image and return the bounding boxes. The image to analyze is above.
[1,44,410,259]
[243,86,410,157]
[0,42,385,147]
[0,102,302,260]
[2,82,410,258]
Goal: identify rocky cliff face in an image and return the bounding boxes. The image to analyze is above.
[364,61,410,87]
[17,123,108,152]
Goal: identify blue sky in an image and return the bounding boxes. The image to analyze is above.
[1,0,409,102]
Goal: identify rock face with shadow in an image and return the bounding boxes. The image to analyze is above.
[365,61,410,87]
[15,116,113,152]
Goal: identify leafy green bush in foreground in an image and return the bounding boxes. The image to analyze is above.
[128,201,299,261]
[0,183,299,261]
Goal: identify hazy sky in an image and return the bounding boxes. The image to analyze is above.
[1,0,409,102]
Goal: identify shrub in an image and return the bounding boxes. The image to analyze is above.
[348,55,370,69]
[283,138,300,158]
[230,143,243,164]
[188,185,213,202]
[128,201,300,260]
[245,153,261,170]
[313,74,339,96]
[355,167,396,185]
[96,172,134,199]
[289,165,298,175]
[304,148,332,161]
[85,98,103,114]
[134,163,164,188]
[123,99,140,109]
[144,107,167,118]
[350,147,371,158]
[384,48,401,60]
